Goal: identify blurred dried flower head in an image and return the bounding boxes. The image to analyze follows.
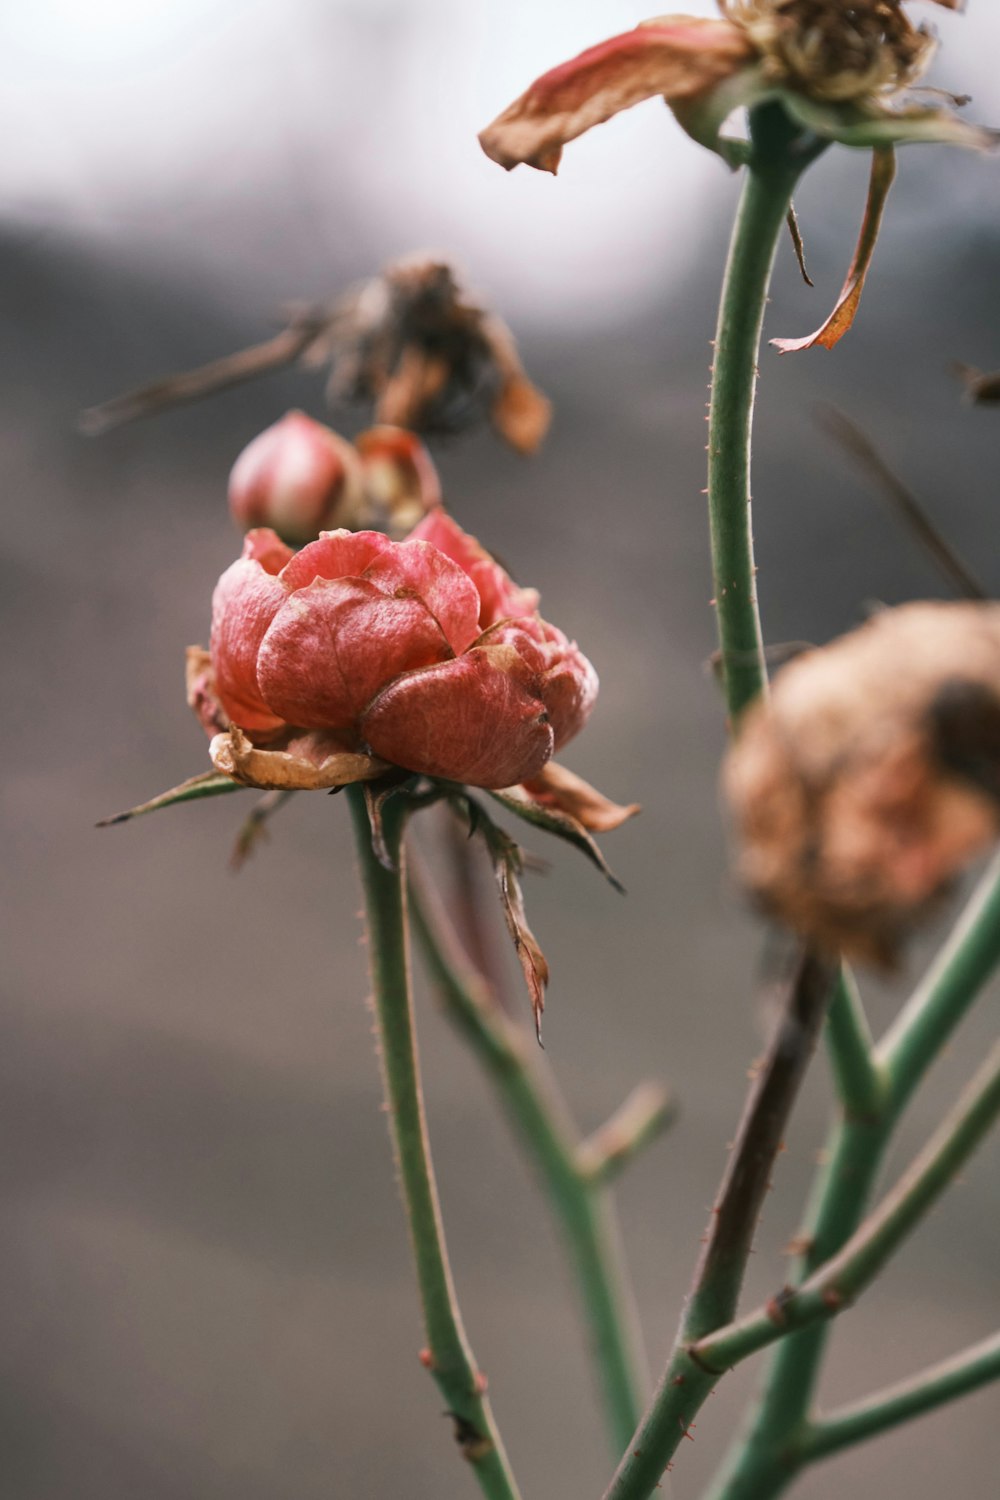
[80,257,550,458]
[724,603,1000,964]
[722,0,954,104]
[322,256,552,454]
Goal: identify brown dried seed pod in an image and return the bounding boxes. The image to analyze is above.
[724,602,1000,963]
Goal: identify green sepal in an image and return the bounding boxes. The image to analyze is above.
[486,786,624,893]
[98,771,244,826]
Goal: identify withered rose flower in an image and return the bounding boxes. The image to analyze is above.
[724,603,1000,963]
[195,512,597,792]
[480,3,989,176]
[228,410,366,545]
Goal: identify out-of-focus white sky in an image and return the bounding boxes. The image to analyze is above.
[2,1,995,325]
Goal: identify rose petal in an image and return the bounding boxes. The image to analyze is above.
[361,646,554,787]
[279,528,391,592]
[210,725,388,791]
[409,510,539,626]
[476,617,597,748]
[478,18,754,173]
[522,761,640,832]
[361,539,482,654]
[256,576,456,730]
[210,530,293,732]
[540,638,599,749]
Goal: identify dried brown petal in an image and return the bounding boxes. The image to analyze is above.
[478,18,755,174]
[521,761,641,833]
[772,146,896,354]
[210,725,389,791]
[725,603,1000,962]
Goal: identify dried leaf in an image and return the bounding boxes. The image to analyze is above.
[362,775,417,872]
[478,18,754,174]
[488,828,550,1043]
[98,771,243,827]
[772,147,896,355]
[785,203,814,287]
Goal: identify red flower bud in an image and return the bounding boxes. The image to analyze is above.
[228,410,365,545]
[205,514,597,790]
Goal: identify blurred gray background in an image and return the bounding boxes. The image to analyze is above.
[2,2,998,1497]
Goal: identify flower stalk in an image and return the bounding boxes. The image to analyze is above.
[408,861,669,1455]
[707,103,824,723]
[347,786,521,1500]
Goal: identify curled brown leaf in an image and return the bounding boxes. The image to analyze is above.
[772,146,896,354]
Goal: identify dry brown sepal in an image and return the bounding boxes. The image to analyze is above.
[772,145,896,354]
[522,761,641,833]
[210,725,389,792]
[725,603,1000,963]
[479,16,755,174]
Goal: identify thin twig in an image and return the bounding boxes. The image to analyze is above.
[601,946,835,1500]
[815,403,988,601]
[701,852,1000,1499]
[823,968,885,1120]
[804,1328,1000,1461]
[78,309,332,435]
[691,1040,1000,1373]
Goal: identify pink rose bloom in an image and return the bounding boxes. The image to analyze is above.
[207,511,597,789]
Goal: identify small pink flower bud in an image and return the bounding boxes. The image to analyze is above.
[201,513,597,790]
[228,410,365,545]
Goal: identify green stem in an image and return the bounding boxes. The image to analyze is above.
[701,854,1000,1499]
[708,106,814,724]
[598,105,825,1500]
[803,1329,1000,1461]
[408,864,667,1456]
[346,787,521,1500]
[691,1040,1000,1372]
[601,952,834,1500]
[824,969,885,1120]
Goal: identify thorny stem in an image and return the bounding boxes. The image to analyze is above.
[707,105,822,727]
[346,787,521,1500]
[597,105,829,1500]
[408,862,670,1456]
[802,1329,1000,1461]
[602,951,835,1500]
[701,853,1000,1499]
[691,1040,1000,1372]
